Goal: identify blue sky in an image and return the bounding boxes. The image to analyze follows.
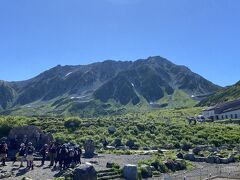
[0,0,239,86]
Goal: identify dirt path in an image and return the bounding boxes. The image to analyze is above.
[0,154,152,180]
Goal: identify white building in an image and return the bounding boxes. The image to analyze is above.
[202,99,240,120]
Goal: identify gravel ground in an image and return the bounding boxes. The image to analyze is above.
[0,154,152,180]
[1,155,240,180]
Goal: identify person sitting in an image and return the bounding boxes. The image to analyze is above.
[26,142,35,170]
[40,144,48,166]
[0,141,8,166]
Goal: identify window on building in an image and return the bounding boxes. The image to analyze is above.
[231,114,233,119]
[216,115,219,120]
[225,115,228,119]
[235,114,238,119]
[222,115,224,119]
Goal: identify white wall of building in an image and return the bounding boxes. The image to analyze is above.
[215,109,240,120]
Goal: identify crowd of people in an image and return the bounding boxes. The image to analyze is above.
[0,140,82,171]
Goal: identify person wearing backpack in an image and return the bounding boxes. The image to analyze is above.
[68,147,75,166]
[26,142,35,170]
[58,144,68,170]
[18,143,26,167]
[48,142,57,166]
[40,144,48,166]
[74,145,82,164]
[0,141,8,166]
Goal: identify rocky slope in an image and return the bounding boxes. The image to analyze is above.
[0,56,221,116]
[199,81,240,106]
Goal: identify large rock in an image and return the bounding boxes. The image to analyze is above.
[73,163,97,180]
[183,153,195,161]
[84,139,95,158]
[123,164,138,180]
[114,138,122,147]
[140,164,152,178]
[108,126,116,134]
[206,156,215,164]
[192,146,202,155]
[8,125,53,149]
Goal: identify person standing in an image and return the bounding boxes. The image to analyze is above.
[74,145,82,164]
[40,144,48,166]
[18,143,26,168]
[0,141,8,166]
[58,144,68,170]
[48,142,57,166]
[26,142,35,170]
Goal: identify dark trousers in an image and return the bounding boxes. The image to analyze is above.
[41,155,46,165]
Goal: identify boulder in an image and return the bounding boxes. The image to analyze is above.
[220,158,229,164]
[206,156,215,164]
[182,143,191,151]
[183,153,195,161]
[195,157,206,162]
[176,152,184,159]
[108,126,116,134]
[123,164,138,180]
[8,125,53,149]
[140,164,152,178]
[114,138,122,147]
[73,163,97,180]
[84,139,95,158]
[106,162,114,168]
[228,155,235,163]
[126,140,135,149]
[192,146,202,155]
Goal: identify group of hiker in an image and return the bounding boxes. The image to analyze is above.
[0,140,82,170]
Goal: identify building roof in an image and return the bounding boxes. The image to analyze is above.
[204,99,240,114]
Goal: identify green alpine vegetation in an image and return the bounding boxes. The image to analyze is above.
[1,107,240,149]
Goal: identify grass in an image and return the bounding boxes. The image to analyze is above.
[1,107,240,150]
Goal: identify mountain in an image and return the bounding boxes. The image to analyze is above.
[199,81,240,106]
[0,56,221,116]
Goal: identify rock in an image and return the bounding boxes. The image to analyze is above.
[8,125,53,149]
[73,163,97,180]
[192,146,202,155]
[206,156,215,164]
[228,154,235,163]
[164,160,175,171]
[143,147,151,151]
[116,146,129,150]
[166,143,174,149]
[105,146,115,150]
[106,162,114,168]
[183,153,195,161]
[176,152,184,159]
[140,164,152,178]
[182,143,192,151]
[220,158,229,164]
[108,126,116,134]
[214,156,221,164]
[150,166,156,171]
[114,138,122,147]
[126,140,135,149]
[195,157,206,162]
[123,164,138,180]
[84,139,95,158]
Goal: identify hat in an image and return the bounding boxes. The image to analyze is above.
[20,143,25,147]
[28,142,32,146]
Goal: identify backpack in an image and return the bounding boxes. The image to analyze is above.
[27,146,34,155]
[19,147,26,156]
[69,149,75,157]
